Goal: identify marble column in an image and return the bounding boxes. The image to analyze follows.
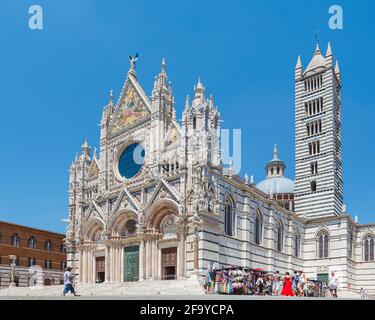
[82,248,87,283]
[116,244,121,282]
[151,241,156,279]
[79,250,84,283]
[193,236,199,273]
[104,245,110,282]
[139,240,145,280]
[178,237,185,279]
[109,246,113,281]
[119,245,124,282]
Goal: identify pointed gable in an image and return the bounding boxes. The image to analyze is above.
[110,74,151,136]
[87,157,100,180]
[164,124,181,149]
[112,187,140,214]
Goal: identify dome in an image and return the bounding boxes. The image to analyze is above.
[256,144,294,195]
[256,176,295,194]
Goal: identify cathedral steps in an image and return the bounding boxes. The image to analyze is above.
[0,279,205,297]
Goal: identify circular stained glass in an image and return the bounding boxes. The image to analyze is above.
[118,143,145,179]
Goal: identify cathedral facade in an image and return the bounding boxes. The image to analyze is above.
[66,44,375,293]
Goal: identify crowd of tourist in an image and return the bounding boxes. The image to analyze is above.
[204,265,337,297]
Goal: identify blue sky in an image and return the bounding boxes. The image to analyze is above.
[0,0,374,233]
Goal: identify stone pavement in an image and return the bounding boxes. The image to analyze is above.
[0,279,371,299]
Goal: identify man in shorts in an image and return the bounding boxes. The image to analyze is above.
[63,266,80,296]
[328,271,338,298]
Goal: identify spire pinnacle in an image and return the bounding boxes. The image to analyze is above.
[209,94,214,112]
[109,89,114,104]
[273,144,278,159]
[314,42,321,55]
[194,77,205,100]
[185,95,190,111]
[335,60,341,81]
[295,55,302,69]
[161,57,166,72]
[335,60,340,73]
[326,42,332,57]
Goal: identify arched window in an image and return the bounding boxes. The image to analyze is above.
[224,197,235,236]
[193,116,197,130]
[122,219,137,238]
[11,233,20,247]
[311,181,317,192]
[27,258,36,267]
[277,221,284,252]
[364,235,374,262]
[348,233,353,258]
[28,237,37,249]
[294,231,301,257]
[254,210,263,245]
[60,243,66,253]
[45,240,53,251]
[318,231,329,258]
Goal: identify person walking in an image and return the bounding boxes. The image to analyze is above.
[63,266,80,297]
[273,271,281,295]
[299,271,307,296]
[292,271,299,295]
[360,287,366,299]
[281,272,294,296]
[328,272,338,298]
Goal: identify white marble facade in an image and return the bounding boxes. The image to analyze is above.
[66,45,375,294]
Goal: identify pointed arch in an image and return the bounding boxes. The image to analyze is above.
[294,229,301,257]
[316,229,330,258]
[363,233,375,262]
[276,219,284,252]
[224,195,236,237]
[254,208,263,245]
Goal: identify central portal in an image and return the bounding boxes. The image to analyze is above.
[161,247,177,280]
[124,246,139,282]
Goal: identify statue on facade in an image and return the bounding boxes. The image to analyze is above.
[129,53,139,70]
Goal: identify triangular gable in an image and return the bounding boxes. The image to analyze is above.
[145,179,180,210]
[112,187,140,214]
[164,126,180,149]
[87,157,100,180]
[84,201,105,222]
[110,74,151,136]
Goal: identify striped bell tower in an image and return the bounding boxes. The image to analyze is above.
[294,42,343,219]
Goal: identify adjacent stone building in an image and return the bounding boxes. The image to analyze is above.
[65,43,375,294]
[0,221,66,288]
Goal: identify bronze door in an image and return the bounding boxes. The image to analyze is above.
[95,256,105,283]
[161,247,177,280]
